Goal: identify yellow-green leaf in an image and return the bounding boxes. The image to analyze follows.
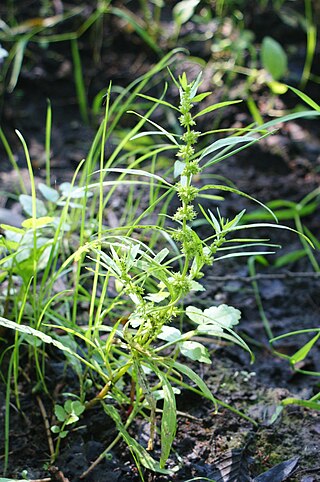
[22,216,54,229]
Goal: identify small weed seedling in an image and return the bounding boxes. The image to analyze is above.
[51,400,85,462]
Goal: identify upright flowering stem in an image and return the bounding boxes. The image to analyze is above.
[173,76,202,281]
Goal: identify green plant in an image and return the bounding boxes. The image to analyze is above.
[210,0,318,124]
[51,399,85,461]
[0,64,318,478]
[243,86,320,272]
[110,0,209,53]
[0,1,112,122]
[212,31,289,124]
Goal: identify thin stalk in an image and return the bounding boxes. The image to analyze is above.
[15,130,38,319]
[166,373,258,426]
[0,127,27,194]
[45,99,52,186]
[88,90,110,341]
[4,354,14,474]
[71,37,89,124]
[300,0,317,89]
[294,213,319,272]
[248,257,274,339]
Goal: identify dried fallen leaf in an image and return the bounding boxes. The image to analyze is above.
[207,448,253,482]
[254,456,299,482]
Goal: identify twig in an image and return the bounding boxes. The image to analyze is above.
[207,271,320,283]
[48,466,70,482]
[25,479,51,482]
[80,433,121,479]
[36,395,55,460]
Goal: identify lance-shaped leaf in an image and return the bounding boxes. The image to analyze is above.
[199,136,256,161]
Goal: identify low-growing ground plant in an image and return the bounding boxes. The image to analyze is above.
[0,62,318,479]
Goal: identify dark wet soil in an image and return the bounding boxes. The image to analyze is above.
[0,1,320,481]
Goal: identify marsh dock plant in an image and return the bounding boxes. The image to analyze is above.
[0,66,316,478]
[69,72,277,475]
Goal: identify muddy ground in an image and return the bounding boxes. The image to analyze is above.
[0,1,320,481]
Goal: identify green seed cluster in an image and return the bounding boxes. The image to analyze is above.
[173,78,202,253]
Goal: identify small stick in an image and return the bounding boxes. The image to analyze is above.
[80,433,121,479]
[207,271,320,282]
[25,479,51,482]
[36,395,55,460]
[48,466,70,482]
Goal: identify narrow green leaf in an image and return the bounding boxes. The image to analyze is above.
[194,100,242,118]
[8,38,27,92]
[287,85,320,111]
[103,404,172,474]
[274,250,307,268]
[281,398,320,411]
[0,225,25,234]
[110,7,163,55]
[173,361,218,410]
[199,136,256,160]
[192,92,212,103]
[190,71,203,98]
[290,332,320,365]
[231,222,314,247]
[154,248,169,263]
[199,184,277,221]
[98,168,173,187]
[256,111,320,131]
[138,93,179,111]
[156,371,177,468]
[127,111,180,146]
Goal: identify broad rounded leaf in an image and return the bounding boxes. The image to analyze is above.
[145,291,170,303]
[203,304,241,328]
[158,326,182,342]
[180,341,211,364]
[261,37,287,80]
[173,0,200,26]
[66,413,79,425]
[71,400,85,417]
[38,183,59,202]
[51,425,61,434]
[19,195,47,217]
[186,304,241,329]
[54,404,67,422]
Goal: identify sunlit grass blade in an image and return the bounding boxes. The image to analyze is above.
[287,85,320,111]
[71,37,89,124]
[110,7,163,56]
